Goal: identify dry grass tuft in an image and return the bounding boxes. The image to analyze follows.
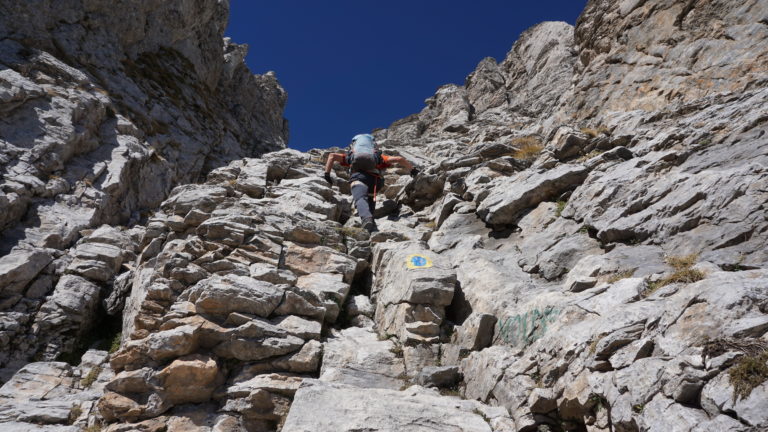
[511,136,544,161]
[577,149,604,162]
[81,366,102,388]
[643,253,705,297]
[729,352,768,401]
[667,253,698,270]
[580,126,612,138]
[68,404,83,425]
[664,267,706,285]
[607,269,635,283]
[336,226,367,240]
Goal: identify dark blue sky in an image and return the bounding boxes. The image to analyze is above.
[226,1,586,151]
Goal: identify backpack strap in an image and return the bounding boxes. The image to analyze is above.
[369,172,381,202]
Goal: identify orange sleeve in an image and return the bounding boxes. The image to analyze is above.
[378,154,392,168]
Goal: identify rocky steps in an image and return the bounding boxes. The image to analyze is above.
[1,0,767,431]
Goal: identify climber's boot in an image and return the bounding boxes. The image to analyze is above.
[362,217,378,233]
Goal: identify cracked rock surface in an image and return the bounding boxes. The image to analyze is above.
[1,0,767,431]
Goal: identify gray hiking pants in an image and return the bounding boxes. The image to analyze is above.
[349,172,384,220]
[351,181,375,220]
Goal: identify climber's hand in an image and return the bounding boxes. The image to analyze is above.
[409,168,420,178]
[324,172,333,185]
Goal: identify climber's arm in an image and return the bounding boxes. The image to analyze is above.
[324,153,345,174]
[385,156,414,172]
[322,152,346,185]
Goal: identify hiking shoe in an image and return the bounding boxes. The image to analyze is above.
[362,217,378,233]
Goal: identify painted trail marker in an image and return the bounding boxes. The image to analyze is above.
[406,254,433,269]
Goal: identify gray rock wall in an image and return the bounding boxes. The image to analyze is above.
[564,0,768,124]
[1,0,767,431]
[0,0,287,379]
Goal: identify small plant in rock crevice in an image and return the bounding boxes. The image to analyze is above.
[643,253,705,297]
[606,269,635,284]
[666,254,698,269]
[576,149,604,162]
[336,226,367,240]
[580,126,611,137]
[108,332,122,354]
[472,408,491,423]
[589,335,605,355]
[457,349,471,360]
[589,393,609,412]
[68,404,83,425]
[703,336,768,359]
[511,136,544,161]
[728,351,768,402]
[555,200,567,217]
[389,344,404,358]
[81,366,102,388]
[439,386,462,397]
[527,369,549,388]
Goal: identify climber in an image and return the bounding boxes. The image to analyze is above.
[323,133,419,233]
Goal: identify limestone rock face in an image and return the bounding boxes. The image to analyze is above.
[564,0,768,123]
[0,350,113,430]
[0,1,293,427]
[1,0,768,431]
[91,152,357,428]
[0,1,288,253]
[284,380,513,432]
[0,0,288,382]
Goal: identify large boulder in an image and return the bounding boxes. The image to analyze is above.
[282,379,513,432]
[179,275,285,318]
[476,164,589,226]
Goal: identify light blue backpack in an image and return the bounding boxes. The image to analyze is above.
[347,134,380,173]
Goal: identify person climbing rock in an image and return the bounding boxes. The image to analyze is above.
[324,133,419,233]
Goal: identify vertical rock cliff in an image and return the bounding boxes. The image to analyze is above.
[1,0,767,431]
